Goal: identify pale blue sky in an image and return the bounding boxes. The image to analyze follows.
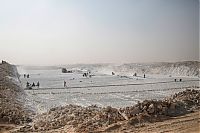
[0,0,199,65]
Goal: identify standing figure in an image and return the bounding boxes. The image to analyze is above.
[134,73,137,77]
[27,74,30,78]
[24,74,26,78]
[83,73,88,77]
[37,81,40,88]
[26,82,30,88]
[32,82,35,87]
[64,81,66,87]
[144,74,146,78]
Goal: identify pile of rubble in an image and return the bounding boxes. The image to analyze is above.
[172,89,200,109]
[20,105,124,132]
[19,89,200,132]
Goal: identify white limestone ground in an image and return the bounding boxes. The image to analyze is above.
[17,62,200,113]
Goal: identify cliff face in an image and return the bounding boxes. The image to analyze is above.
[0,62,32,124]
[131,61,199,76]
[100,61,199,77]
[149,61,199,76]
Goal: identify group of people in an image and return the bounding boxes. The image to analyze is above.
[24,73,40,89]
[133,73,146,78]
[24,74,30,78]
[26,81,40,89]
[83,72,92,78]
[1,60,7,64]
[174,79,182,82]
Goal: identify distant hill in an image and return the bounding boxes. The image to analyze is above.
[96,61,200,77]
[17,61,200,77]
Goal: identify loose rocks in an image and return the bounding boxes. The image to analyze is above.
[21,89,200,132]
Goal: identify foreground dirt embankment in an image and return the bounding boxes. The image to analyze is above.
[0,62,32,132]
[96,110,200,133]
[15,89,199,133]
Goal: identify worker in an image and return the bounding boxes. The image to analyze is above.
[37,81,40,88]
[64,81,67,87]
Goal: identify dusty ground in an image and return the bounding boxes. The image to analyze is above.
[0,123,16,133]
[11,110,200,133]
[2,110,196,133]
[82,111,200,133]
[97,110,200,133]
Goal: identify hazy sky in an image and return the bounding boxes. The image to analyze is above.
[0,0,199,65]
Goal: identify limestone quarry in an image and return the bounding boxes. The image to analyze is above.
[0,61,199,133]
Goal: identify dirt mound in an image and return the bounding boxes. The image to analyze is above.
[18,89,200,133]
